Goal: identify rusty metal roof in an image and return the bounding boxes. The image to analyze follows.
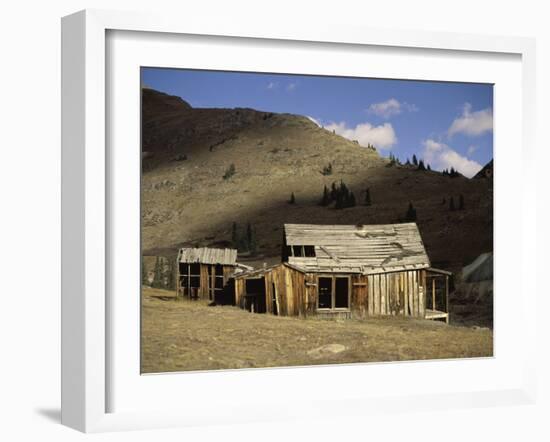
[177,247,237,265]
[284,223,430,274]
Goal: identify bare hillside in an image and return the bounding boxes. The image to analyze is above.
[141,88,493,275]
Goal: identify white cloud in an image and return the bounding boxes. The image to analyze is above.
[286,82,297,92]
[448,103,493,137]
[325,121,397,149]
[422,139,482,178]
[267,81,277,90]
[307,116,322,127]
[367,98,418,119]
[467,144,478,156]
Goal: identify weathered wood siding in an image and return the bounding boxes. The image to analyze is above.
[234,278,246,307]
[178,263,237,300]
[365,270,426,318]
[199,264,209,298]
[234,264,309,317]
[235,265,427,319]
[266,265,308,317]
[223,266,233,285]
[351,274,368,319]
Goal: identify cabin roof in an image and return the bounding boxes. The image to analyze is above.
[284,223,430,274]
[177,247,237,265]
[234,263,282,279]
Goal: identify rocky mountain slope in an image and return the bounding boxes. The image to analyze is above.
[141,88,493,276]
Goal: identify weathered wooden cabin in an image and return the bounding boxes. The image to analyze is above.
[176,247,244,302]
[234,223,450,322]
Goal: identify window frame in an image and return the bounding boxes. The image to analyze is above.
[316,274,351,311]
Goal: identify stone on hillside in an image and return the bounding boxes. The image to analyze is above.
[307,343,347,359]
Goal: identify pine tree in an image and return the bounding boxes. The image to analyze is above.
[405,158,411,166]
[418,159,426,171]
[340,180,348,197]
[331,182,337,200]
[449,167,459,177]
[223,163,236,180]
[459,194,465,210]
[449,196,456,211]
[246,223,257,253]
[349,191,356,207]
[388,152,399,166]
[237,234,248,253]
[152,256,163,288]
[427,164,431,171]
[166,258,176,290]
[321,163,333,176]
[413,154,418,166]
[406,202,417,221]
[320,185,330,206]
[365,188,372,206]
[288,192,296,204]
[141,261,148,286]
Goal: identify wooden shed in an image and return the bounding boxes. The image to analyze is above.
[176,247,241,302]
[234,223,450,322]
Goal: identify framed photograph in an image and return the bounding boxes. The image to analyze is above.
[61,9,537,433]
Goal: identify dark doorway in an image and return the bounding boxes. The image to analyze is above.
[217,278,235,305]
[335,277,349,308]
[245,278,267,313]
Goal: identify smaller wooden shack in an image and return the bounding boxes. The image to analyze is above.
[234,223,450,322]
[176,247,242,302]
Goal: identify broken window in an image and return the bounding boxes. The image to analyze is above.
[215,264,224,289]
[318,276,350,310]
[189,263,200,275]
[318,277,332,309]
[179,263,189,287]
[304,246,316,257]
[289,245,315,258]
[190,275,200,288]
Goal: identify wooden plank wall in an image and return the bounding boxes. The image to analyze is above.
[234,278,246,308]
[235,264,310,317]
[305,273,317,316]
[235,267,426,319]
[275,265,307,317]
[223,266,233,285]
[199,264,209,298]
[365,270,425,318]
[351,274,368,319]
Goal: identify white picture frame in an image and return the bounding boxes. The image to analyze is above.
[61,9,537,433]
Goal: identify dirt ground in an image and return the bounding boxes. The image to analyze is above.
[141,287,493,373]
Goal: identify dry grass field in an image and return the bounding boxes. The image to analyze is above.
[141,286,493,374]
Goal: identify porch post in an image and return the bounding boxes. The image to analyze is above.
[445,275,449,324]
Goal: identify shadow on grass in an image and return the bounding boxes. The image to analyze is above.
[151,295,178,302]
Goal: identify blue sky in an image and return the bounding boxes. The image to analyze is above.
[142,68,493,177]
